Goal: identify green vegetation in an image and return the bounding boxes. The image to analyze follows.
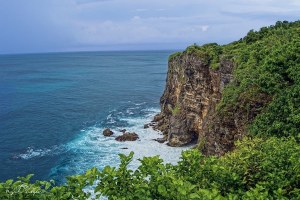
[1,21,299,199]
[184,43,223,69]
[217,20,300,139]
[1,137,299,199]
[168,52,182,61]
[168,104,181,116]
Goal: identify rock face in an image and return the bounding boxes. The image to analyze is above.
[103,128,114,136]
[154,53,238,155]
[115,132,139,142]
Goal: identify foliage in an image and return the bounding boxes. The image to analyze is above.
[184,43,222,68]
[1,137,299,199]
[211,20,300,138]
[0,172,92,199]
[169,52,182,61]
[167,104,181,116]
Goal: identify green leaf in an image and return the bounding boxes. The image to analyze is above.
[190,193,200,199]
[5,179,13,185]
[158,184,167,195]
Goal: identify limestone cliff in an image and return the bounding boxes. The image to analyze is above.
[153,47,265,155]
[153,20,300,155]
[153,41,276,155]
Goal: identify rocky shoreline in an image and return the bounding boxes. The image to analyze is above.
[102,52,236,155]
[102,50,250,155]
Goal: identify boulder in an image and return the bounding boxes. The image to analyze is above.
[115,132,139,142]
[103,128,114,136]
[153,137,167,143]
[119,129,127,133]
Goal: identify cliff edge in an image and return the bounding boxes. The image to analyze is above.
[153,21,300,155]
[153,47,238,155]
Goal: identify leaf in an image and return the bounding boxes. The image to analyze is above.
[158,184,167,195]
[190,193,200,199]
[5,179,13,185]
[45,182,51,190]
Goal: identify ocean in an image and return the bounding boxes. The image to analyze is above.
[0,51,187,183]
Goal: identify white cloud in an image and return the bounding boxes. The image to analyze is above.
[135,8,148,12]
[67,0,299,48]
[132,16,141,20]
[201,25,209,32]
[75,0,113,5]
[155,8,166,12]
[0,0,299,53]
[70,14,213,47]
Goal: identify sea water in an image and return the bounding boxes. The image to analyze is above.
[0,51,187,183]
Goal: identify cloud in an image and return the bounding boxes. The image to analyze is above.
[0,0,299,53]
[70,14,211,47]
[135,8,148,12]
[201,26,209,32]
[75,0,113,4]
[132,16,141,20]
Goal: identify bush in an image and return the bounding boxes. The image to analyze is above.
[1,137,299,199]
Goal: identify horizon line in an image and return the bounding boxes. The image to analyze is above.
[0,48,185,57]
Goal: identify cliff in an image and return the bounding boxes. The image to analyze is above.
[153,21,300,155]
[153,49,239,155]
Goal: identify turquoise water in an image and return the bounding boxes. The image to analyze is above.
[0,51,186,183]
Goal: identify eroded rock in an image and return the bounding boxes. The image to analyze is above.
[144,124,150,129]
[119,129,126,133]
[153,137,167,144]
[154,53,238,154]
[115,132,139,142]
[103,128,114,137]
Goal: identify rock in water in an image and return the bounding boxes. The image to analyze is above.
[115,132,139,142]
[103,128,114,136]
[153,137,167,143]
[119,129,126,133]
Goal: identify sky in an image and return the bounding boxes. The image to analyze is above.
[0,0,299,54]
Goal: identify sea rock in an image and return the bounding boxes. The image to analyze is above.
[153,137,167,143]
[115,132,139,142]
[119,129,126,133]
[103,128,114,136]
[144,124,150,129]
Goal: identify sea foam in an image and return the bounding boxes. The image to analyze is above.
[49,106,188,181]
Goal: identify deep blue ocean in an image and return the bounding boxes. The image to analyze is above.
[0,51,186,183]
